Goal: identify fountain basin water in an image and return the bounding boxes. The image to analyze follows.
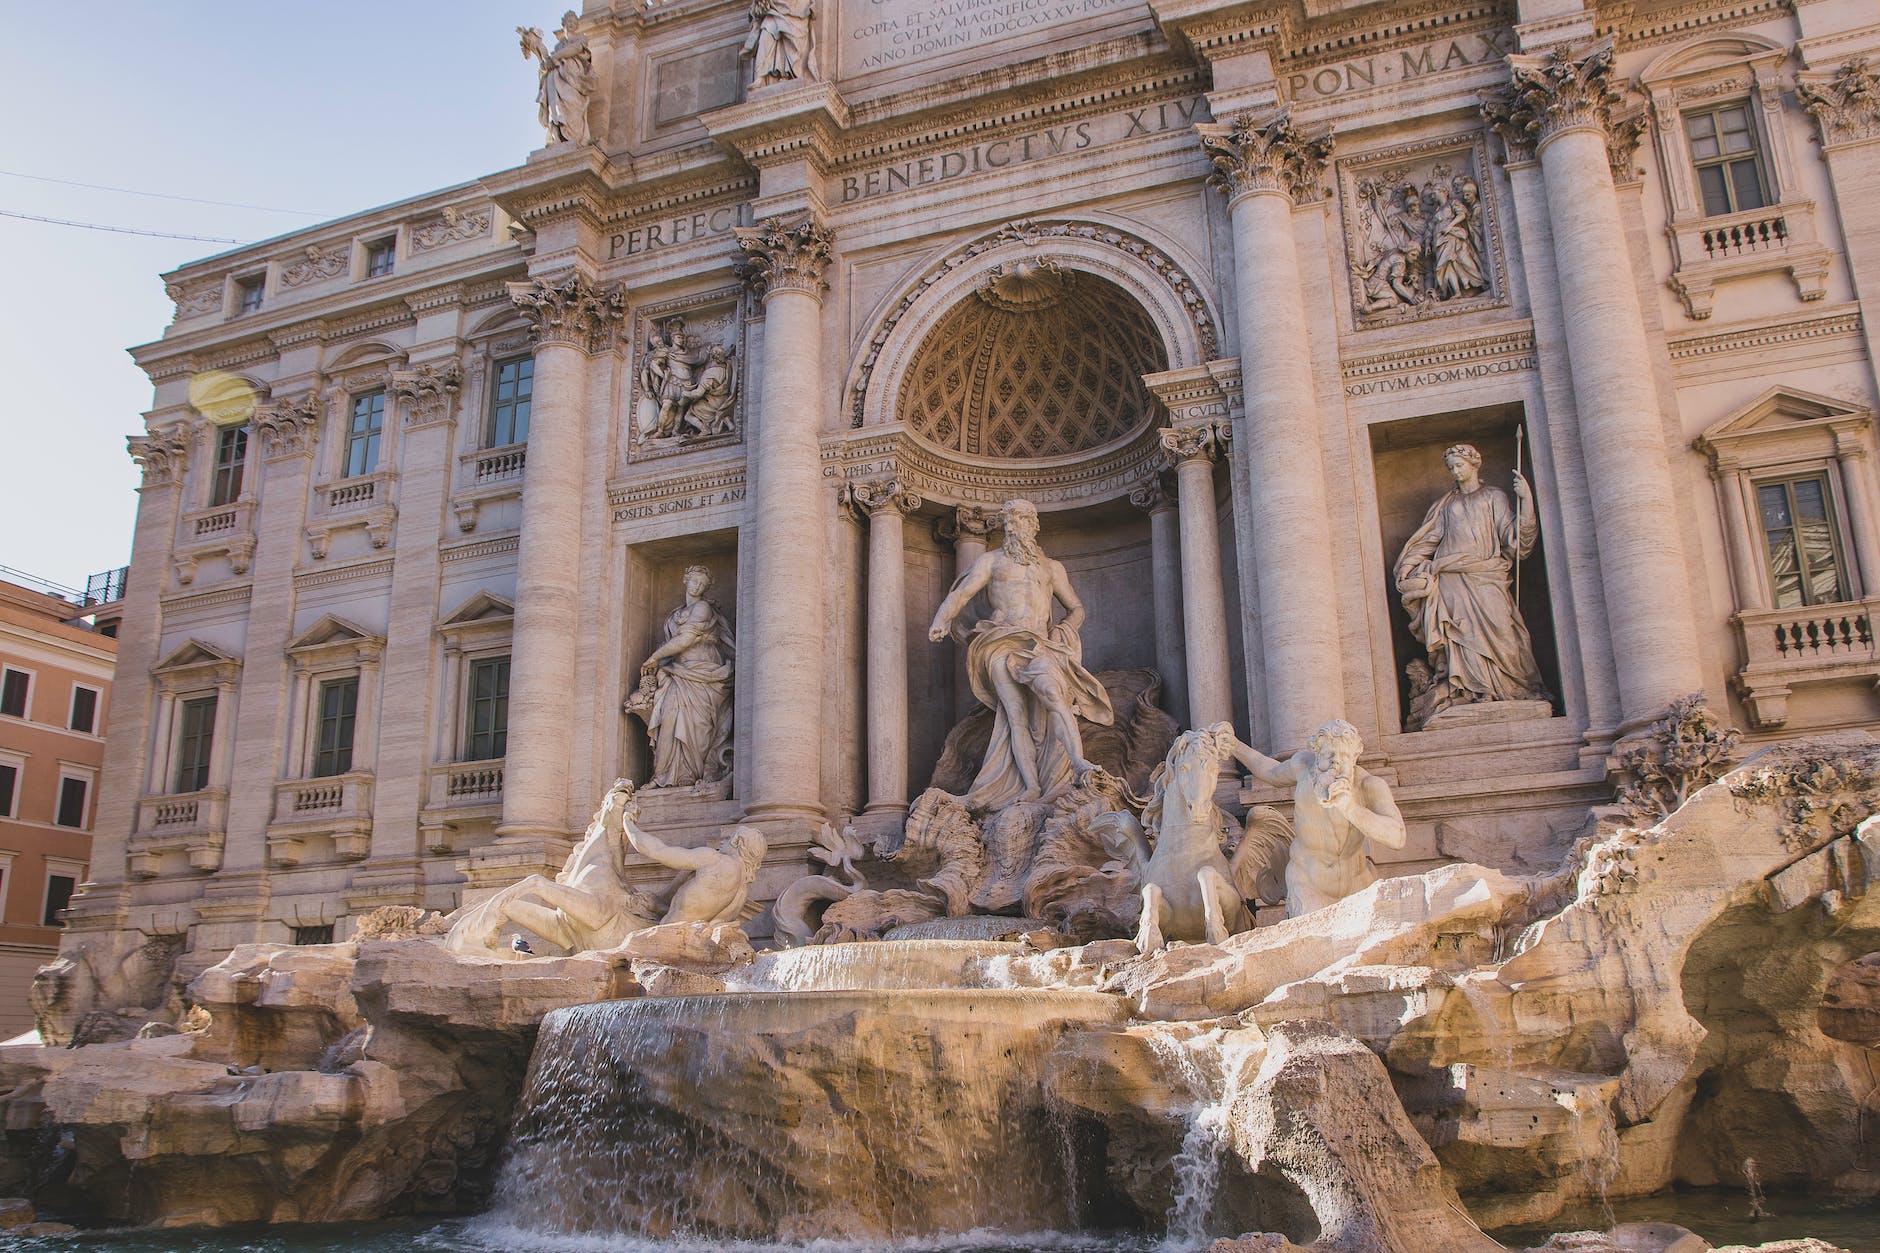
[728,940,1026,992]
[495,986,1131,1241]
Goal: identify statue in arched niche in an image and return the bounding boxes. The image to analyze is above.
[625,565,735,789]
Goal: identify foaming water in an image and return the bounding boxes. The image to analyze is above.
[448,1219,1162,1252]
[492,987,1130,1241]
[1141,1027,1264,1251]
[728,941,1023,992]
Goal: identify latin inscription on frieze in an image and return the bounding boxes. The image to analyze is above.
[845,0,1145,78]
[1287,29,1516,101]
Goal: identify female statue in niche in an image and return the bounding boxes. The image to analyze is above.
[625,565,734,789]
[1393,443,1550,729]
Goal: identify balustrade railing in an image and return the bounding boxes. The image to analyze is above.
[475,447,526,482]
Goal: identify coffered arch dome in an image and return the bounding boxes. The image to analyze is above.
[898,269,1168,459]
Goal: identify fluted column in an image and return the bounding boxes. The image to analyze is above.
[1195,110,1343,751]
[1488,42,1703,726]
[1159,424,1233,730]
[735,216,834,829]
[939,505,994,717]
[1131,479,1188,725]
[850,479,921,817]
[497,275,624,851]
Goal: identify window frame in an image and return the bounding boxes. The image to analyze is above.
[53,770,92,830]
[234,273,265,316]
[310,676,360,778]
[464,654,511,762]
[486,354,534,449]
[174,693,219,794]
[1754,471,1852,610]
[209,423,249,507]
[0,751,23,820]
[0,666,32,721]
[1642,38,1800,228]
[1682,101,1773,218]
[0,854,11,924]
[363,237,396,280]
[40,857,85,928]
[343,389,387,480]
[68,684,101,735]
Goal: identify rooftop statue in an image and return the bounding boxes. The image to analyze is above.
[1218,719,1407,916]
[518,12,595,146]
[742,0,813,88]
[624,564,734,790]
[927,499,1115,813]
[1393,442,1551,729]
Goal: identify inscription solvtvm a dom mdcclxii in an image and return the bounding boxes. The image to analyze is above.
[846,0,1142,75]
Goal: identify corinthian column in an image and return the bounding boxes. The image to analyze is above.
[1488,42,1703,727]
[496,274,623,855]
[1159,423,1233,730]
[850,479,921,818]
[1194,110,1342,751]
[735,216,834,830]
[1130,479,1187,725]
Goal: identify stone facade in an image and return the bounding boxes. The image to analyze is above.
[76,0,1880,965]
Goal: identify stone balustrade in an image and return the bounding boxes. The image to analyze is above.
[475,447,527,483]
[266,773,376,865]
[1732,597,1880,728]
[130,789,229,877]
[1668,199,1832,319]
[420,759,505,854]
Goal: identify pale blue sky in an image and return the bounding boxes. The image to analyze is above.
[0,2,551,594]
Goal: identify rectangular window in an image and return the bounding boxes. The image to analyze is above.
[55,777,89,829]
[365,238,395,279]
[211,425,248,506]
[0,668,27,718]
[345,390,386,478]
[466,656,510,761]
[292,924,335,945]
[312,678,359,777]
[1758,474,1849,609]
[1685,104,1770,217]
[42,874,76,927]
[236,275,264,314]
[487,356,534,447]
[69,686,98,734]
[175,695,217,792]
[0,763,16,817]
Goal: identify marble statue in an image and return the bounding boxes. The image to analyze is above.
[444,780,656,959]
[518,13,596,146]
[742,0,813,87]
[927,499,1114,813]
[625,821,769,927]
[624,565,734,790]
[1218,720,1407,917]
[1393,443,1550,728]
[680,344,738,437]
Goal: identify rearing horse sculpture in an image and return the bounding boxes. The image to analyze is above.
[1096,727,1290,952]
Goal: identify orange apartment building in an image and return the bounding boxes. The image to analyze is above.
[0,577,117,1037]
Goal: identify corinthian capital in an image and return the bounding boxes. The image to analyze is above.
[1504,40,1628,149]
[127,428,189,488]
[253,394,323,458]
[844,477,921,518]
[735,216,834,298]
[392,362,464,427]
[506,273,626,353]
[1195,109,1335,205]
[1797,58,1880,148]
[1159,421,1225,466]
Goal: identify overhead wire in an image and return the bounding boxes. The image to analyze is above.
[0,209,246,244]
[0,169,327,217]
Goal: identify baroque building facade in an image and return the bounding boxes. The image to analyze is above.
[75,0,1880,969]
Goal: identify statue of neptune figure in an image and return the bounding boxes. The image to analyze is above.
[927,499,1114,813]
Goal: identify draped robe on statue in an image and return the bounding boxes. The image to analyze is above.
[961,620,1113,813]
[1394,484,1549,715]
[646,605,734,787]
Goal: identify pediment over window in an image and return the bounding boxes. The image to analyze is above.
[1638,33,1786,85]
[1695,386,1875,467]
[286,614,386,665]
[439,590,514,627]
[152,638,242,688]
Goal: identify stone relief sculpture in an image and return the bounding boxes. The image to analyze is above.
[927,499,1115,813]
[443,779,766,958]
[1217,720,1409,917]
[518,13,595,146]
[1393,443,1551,730]
[1350,159,1492,319]
[635,317,739,446]
[624,565,734,791]
[741,0,813,87]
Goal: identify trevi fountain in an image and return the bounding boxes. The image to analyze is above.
[4,497,1877,1252]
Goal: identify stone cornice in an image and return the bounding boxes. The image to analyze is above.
[702,81,852,170]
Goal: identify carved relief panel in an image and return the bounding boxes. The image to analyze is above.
[627,288,746,461]
[1337,133,1507,330]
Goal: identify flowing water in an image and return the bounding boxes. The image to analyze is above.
[1139,1027,1264,1250]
